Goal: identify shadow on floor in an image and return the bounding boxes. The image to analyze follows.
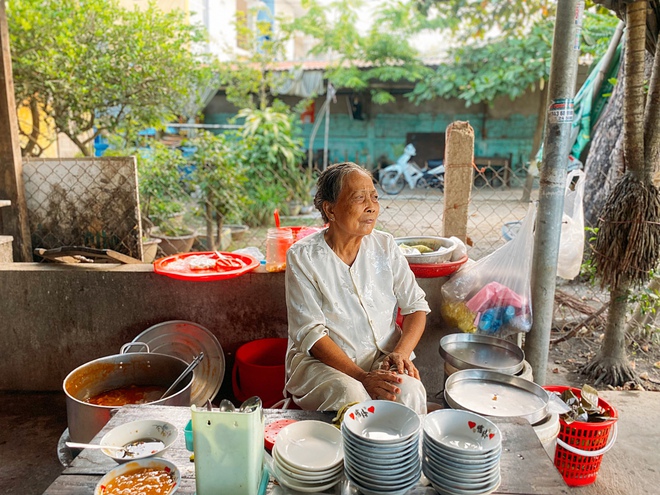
[0,392,67,495]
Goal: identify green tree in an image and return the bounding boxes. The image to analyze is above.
[8,0,214,157]
[185,131,249,250]
[217,6,307,226]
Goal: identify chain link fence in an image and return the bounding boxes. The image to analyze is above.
[20,153,610,338]
[23,157,143,261]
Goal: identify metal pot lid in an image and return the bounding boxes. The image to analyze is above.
[130,320,224,406]
[444,369,549,424]
[439,334,524,375]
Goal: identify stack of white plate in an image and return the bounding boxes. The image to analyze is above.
[422,409,503,495]
[271,420,344,493]
[341,400,422,495]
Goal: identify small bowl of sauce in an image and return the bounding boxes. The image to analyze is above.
[100,419,178,463]
[95,458,180,495]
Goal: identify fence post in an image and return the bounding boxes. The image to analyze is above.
[0,1,32,261]
[442,121,474,242]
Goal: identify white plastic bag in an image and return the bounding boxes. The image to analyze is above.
[557,170,585,280]
[441,204,536,337]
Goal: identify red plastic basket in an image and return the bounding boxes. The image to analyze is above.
[544,385,618,486]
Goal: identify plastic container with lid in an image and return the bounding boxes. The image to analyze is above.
[265,228,294,272]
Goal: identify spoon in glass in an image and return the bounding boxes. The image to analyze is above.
[239,396,262,413]
[219,399,235,412]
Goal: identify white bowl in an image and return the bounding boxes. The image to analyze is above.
[395,236,457,264]
[341,423,419,452]
[423,458,500,483]
[100,419,178,463]
[94,457,180,495]
[423,410,501,454]
[423,438,502,463]
[342,400,421,444]
[273,420,343,471]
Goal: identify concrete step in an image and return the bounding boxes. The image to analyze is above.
[0,235,13,262]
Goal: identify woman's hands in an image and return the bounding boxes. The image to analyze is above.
[360,369,403,401]
[380,352,420,380]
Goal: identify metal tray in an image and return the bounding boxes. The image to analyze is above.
[130,320,224,406]
[439,333,524,375]
[444,369,549,424]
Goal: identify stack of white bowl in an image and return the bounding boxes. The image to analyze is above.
[422,409,503,495]
[271,420,344,493]
[341,400,422,495]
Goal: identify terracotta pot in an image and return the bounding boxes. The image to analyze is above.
[151,230,196,256]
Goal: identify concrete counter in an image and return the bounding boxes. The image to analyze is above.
[0,263,451,398]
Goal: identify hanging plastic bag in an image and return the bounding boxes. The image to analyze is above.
[557,170,585,280]
[441,203,536,337]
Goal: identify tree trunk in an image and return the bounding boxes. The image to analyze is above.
[583,59,625,227]
[581,281,638,386]
[205,200,215,250]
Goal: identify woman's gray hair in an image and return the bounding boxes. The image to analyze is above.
[313,162,373,223]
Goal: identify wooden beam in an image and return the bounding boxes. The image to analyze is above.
[0,1,32,261]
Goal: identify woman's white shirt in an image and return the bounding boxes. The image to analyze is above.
[285,228,430,378]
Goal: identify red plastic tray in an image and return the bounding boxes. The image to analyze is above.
[408,254,468,278]
[154,251,259,281]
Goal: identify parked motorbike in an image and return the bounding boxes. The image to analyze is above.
[379,144,445,195]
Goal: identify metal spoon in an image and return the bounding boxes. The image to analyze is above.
[66,442,127,455]
[159,352,204,401]
[239,396,262,413]
[219,399,235,412]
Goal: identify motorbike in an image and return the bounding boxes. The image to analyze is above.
[378,144,445,195]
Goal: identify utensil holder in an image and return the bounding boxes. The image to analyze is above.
[191,404,264,495]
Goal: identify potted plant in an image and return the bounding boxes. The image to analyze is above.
[184,131,249,250]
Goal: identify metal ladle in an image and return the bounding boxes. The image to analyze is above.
[65,442,128,455]
[159,352,204,401]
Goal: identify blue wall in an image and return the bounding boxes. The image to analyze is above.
[203,92,539,183]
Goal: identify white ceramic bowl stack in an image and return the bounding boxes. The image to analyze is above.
[341,400,422,495]
[422,410,503,495]
[271,420,344,493]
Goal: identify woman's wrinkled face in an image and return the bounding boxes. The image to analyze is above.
[327,171,379,236]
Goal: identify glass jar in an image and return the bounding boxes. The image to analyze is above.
[265,228,294,272]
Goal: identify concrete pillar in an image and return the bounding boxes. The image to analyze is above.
[442,121,475,242]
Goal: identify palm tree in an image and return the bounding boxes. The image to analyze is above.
[583,0,660,386]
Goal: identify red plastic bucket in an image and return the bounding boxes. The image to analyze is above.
[544,385,618,486]
[232,338,288,407]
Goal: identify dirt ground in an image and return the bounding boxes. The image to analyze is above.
[548,329,660,392]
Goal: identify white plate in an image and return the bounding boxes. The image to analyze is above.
[273,449,343,481]
[130,320,224,406]
[423,410,501,454]
[273,420,343,471]
[424,456,500,481]
[273,464,343,493]
[342,401,421,444]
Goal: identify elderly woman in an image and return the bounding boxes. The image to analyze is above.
[284,162,430,412]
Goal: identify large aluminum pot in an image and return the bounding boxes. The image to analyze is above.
[63,343,193,443]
